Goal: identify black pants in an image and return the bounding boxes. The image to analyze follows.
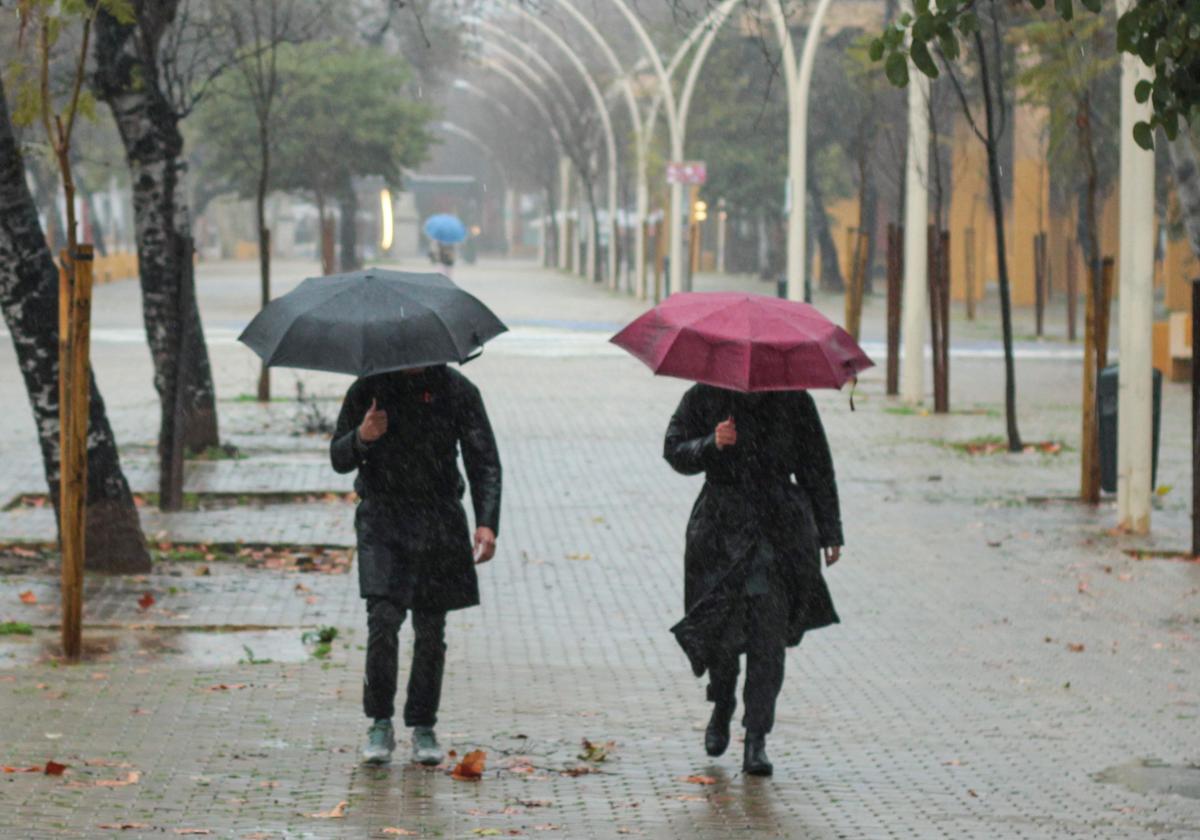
[363,597,447,727]
[706,587,789,735]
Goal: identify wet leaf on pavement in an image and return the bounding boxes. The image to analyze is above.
[1066,643,1085,653]
[3,765,42,773]
[138,592,156,610]
[680,775,716,785]
[577,739,613,762]
[452,749,487,781]
[308,800,347,819]
[43,761,67,776]
[173,831,213,836]
[381,830,419,836]
[97,824,149,831]
[18,591,36,605]
[92,771,141,787]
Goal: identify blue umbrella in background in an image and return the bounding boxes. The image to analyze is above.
[423,213,468,244]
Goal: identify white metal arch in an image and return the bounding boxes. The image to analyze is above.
[496,6,621,287]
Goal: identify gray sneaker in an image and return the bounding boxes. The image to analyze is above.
[411,726,443,766]
[362,720,395,765]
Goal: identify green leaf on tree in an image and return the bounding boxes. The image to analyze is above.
[885,51,910,87]
[1133,80,1152,103]
[1054,0,1074,23]
[868,38,885,62]
[1132,121,1153,150]
[910,40,940,79]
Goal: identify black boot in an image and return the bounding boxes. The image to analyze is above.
[705,703,735,757]
[743,731,773,776]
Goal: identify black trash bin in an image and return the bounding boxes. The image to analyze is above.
[1097,365,1162,494]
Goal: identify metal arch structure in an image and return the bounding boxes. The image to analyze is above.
[466,57,571,267]
[433,120,512,250]
[466,34,595,275]
[450,79,558,260]
[490,5,621,288]
[540,0,646,294]
[468,51,576,267]
[609,0,685,296]
[466,23,578,125]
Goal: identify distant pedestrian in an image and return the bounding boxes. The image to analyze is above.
[331,365,501,766]
[436,242,455,278]
[664,386,843,776]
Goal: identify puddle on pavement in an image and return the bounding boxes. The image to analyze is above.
[1094,759,1200,800]
[0,627,310,667]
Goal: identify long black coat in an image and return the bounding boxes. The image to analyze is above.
[664,385,842,676]
[331,366,501,611]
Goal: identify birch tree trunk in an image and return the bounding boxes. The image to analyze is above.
[94,4,220,456]
[339,187,361,271]
[0,78,149,573]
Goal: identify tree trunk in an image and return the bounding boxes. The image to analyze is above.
[1077,100,1104,503]
[93,7,219,456]
[808,173,845,292]
[339,186,361,271]
[256,137,271,402]
[0,78,149,573]
[1168,131,1200,260]
[976,28,1022,452]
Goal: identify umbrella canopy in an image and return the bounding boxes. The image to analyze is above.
[423,213,468,244]
[238,269,507,377]
[610,292,873,392]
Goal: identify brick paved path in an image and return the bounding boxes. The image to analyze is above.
[0,259,1197,839]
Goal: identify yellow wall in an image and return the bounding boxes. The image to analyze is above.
[94,252,138,285]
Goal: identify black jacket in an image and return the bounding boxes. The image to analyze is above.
[331,366,501,609]
[664,385,842,675]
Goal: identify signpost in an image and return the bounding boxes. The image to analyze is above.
[666,161,706,185]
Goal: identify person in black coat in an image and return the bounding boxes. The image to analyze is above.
[331,365,501,766]
[664,384,843,776]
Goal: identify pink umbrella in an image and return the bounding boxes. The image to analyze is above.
[610,292,873,392]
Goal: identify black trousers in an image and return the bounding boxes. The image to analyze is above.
[706,586,789,735]
[363,597,447,727]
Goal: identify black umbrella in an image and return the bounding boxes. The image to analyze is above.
[238,269,507,377]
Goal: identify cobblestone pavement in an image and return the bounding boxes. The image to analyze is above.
[0,258,1197,839]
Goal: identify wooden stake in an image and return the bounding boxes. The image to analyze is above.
[60,244,93,660]
[885,224,902,396]
[1081,258,1100,503]
[1066,238,1078,342]
[964,226,976,322]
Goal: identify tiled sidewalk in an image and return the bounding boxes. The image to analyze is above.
[0,260,1197,838]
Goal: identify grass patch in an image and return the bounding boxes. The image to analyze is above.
[884,405,1001,418]
[186,443,245,461]
[302,626,339,659]
[226,394,292,404]
[7,491,355,513]
[0,621,33,636]
[941,436,1069,456]
[150,541,353,574]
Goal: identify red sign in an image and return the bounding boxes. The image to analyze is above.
[667,161,707,185]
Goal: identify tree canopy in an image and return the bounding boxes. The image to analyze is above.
[193,40,436,206]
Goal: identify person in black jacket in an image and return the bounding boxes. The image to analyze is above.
[664,385,842,777]
[331,365,501,766]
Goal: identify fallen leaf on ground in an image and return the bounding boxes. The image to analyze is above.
[137,593,156,610]
[204,683,249,692]
[93,771,141,787]
[452,749,487,781]
[967,789,979,798]
[471,831,503,837]
[84,759,132,768]
[673,794,708,802]
[517,799,553,808]
[294,582,311,593]
[308,800,348,819]
[680,775,716,785]
[381,830,419,837]
[44,761,67,776]
[1066,643,1086,653]
[533,826,563,832]
[173,831,212,836]
[97,824,148,831]
[18,591,36,604]
[578,739,613,762]
[560,765,595,777]
[3,765,41,773]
